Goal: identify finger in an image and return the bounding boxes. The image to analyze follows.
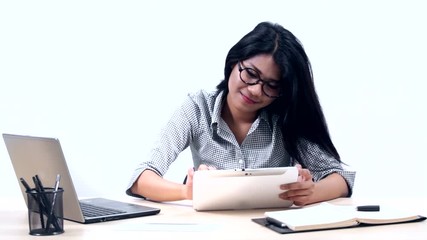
[281,179,315,194]
[279,192,312,207]
[280,182,295,190]
[188,167,195,176]
[198,164,209,170]
[299,169,312,182]
[288,191,312,206]
[281,188,314,198]
[207,165,217,170]
[186,167,195,186]
[281,191,311,200]
[292,197,311,206]
[198,164,216,170]
[296,165,304,181]
[280,181,308,191]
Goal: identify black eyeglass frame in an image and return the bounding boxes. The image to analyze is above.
[237,61,283,98]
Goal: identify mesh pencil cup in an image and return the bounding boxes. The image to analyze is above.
[26,187,64,236]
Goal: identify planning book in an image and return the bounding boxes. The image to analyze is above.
[252,202,426,234]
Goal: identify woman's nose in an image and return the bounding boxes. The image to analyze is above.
[247,82,263,97]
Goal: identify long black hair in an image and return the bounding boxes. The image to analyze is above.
[216,22,340,167]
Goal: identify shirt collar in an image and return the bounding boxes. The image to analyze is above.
[211,91,274,131]
[212,91,225,126]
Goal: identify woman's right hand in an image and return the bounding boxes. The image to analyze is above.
[184,164,215,200]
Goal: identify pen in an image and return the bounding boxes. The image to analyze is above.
[45,174,61,233]
[53,174,61,192]
[357,205,380,212]
[266,217,287,228]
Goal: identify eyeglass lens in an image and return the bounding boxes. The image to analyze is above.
[240,68,281,98]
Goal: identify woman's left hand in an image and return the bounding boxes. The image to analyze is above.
[279,164,315,206]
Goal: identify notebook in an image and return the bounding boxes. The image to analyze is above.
[3,133,160,224]
[192,167,298,211]
[253,202,426,234]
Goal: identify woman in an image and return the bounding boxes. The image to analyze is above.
[127,22,355,206]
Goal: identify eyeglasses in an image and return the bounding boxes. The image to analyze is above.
[237,62,282,98]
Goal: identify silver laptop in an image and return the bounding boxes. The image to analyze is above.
[192,167,298,211]
[3,133,160,224]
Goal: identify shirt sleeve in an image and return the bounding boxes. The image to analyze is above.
[293,139,356,197]
[125,95,200,197]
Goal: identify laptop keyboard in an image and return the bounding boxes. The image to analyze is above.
[80,202,126,218]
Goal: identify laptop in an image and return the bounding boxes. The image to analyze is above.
[192,167,298,211]
[3,133,160,224]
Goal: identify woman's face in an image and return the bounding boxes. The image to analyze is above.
[227,54,281,115]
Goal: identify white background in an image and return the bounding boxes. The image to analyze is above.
[1,1,426,200]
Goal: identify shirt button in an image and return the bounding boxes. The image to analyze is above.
[238,159,244,164]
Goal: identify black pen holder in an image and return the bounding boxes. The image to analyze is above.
[26,188,64,236]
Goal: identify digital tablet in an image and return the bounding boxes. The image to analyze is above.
[192,167,298,211]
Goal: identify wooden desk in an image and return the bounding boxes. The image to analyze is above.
[1,196,426,239]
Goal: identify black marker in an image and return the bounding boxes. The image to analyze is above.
[34,175,45,192]
[357,205,380,212]
[20,176,46,227]
[20,177,32,191]
[32,176,47,229]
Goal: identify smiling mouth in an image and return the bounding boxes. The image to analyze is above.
[240,92,258,104]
